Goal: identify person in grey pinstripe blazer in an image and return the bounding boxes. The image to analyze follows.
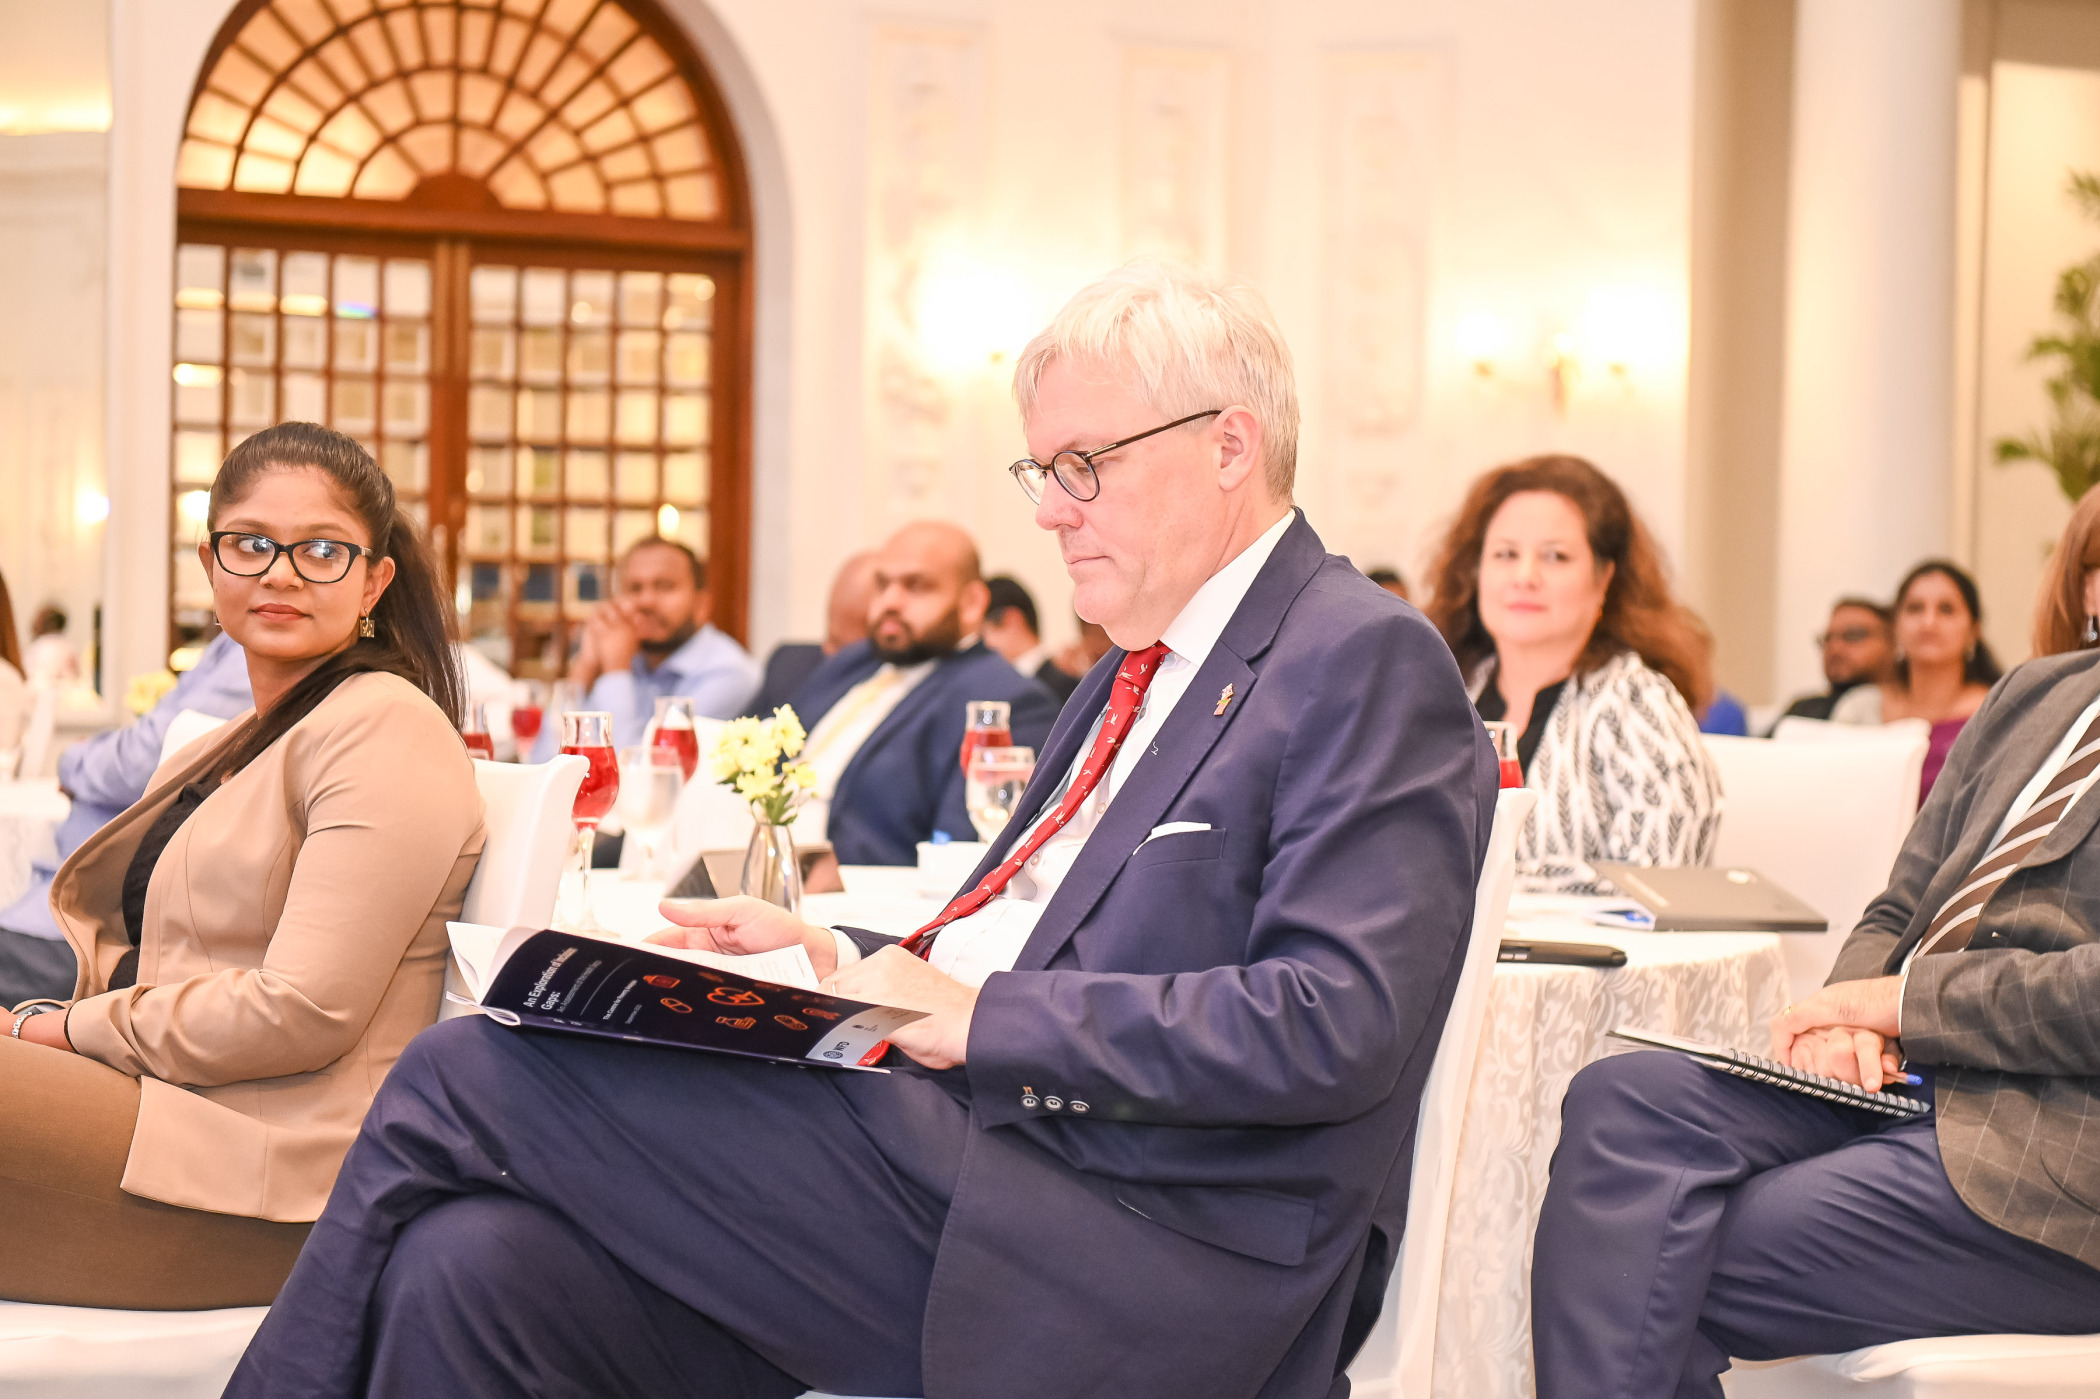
[1530,648,2100,1399]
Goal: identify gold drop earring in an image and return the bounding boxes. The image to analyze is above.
[358,613,376,639]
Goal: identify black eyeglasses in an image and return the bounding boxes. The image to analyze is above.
[208,531,375,584]
[1815,627,1882,648]
[1008,409,1222,504]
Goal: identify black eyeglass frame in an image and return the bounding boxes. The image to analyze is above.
[207,530,377,585]
[1008,409,1224,504]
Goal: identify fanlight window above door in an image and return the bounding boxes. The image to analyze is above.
[178,0,726,221]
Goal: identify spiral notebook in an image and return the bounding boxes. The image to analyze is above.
[1609,1027,1930,1118]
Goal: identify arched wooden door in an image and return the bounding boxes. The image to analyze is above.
[167,0,752,675]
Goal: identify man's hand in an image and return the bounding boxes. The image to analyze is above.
[590,602,643,676]
[1770,976,1905,1090]
[823,947,977,1070]
[650,896,838,980]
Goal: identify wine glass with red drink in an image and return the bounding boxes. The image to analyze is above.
[460,702,496,761]
[561,711,620,932]
[648,695,700,780]
[510,680,546,759]
[1483,721,1523,789]
[959,700,1013,778]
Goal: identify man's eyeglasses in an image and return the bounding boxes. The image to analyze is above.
[1816,627,1882,648]
[208,531,375,584]
[1008,409,1222,504]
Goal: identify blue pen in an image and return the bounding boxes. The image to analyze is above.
[1885,1071,1924,1087]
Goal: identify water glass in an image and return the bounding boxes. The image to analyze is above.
[965,745,1036,843]
[617,745,686,881]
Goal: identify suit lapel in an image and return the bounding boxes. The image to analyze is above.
[2016,668,2100,872]
[1010,512,1326,973]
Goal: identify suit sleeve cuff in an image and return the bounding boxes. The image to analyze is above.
[832,926,899,960]
[828,927,864,971]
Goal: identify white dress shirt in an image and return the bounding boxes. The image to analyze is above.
[830,511,1295,986]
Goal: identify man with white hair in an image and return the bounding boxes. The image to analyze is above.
[228,262,1495,1399]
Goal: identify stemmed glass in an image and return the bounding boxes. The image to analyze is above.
[551,679,585,723]
[959,700,1013,778]
[617,745,686,881]
[648,695,700,780]
[1483,721,1523,789]
[460,702,496,760]
[561,712,620,932]
[510,679,546,760]
[965,745,1036,843]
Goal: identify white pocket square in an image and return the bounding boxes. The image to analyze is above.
[1139,821,1212,848]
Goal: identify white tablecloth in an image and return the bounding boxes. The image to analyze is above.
[0,780,69,912]
[1432,916,1789,1399]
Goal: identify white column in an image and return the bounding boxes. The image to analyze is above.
[1772,0,1960,701]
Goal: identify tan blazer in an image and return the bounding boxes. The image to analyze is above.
[48,671,485,1222]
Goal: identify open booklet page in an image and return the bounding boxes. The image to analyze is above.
[446,923,925,1070]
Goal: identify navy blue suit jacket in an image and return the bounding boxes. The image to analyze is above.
[789,640,1060,865]
[840,513,1497,1399]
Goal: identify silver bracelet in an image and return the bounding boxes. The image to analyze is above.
[10,1005,55,1038]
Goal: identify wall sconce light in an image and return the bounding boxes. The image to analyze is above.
[1576,285,1678,383]
[1454,311,1512,380]
[75,489,110,527]
[914,253,1038,377]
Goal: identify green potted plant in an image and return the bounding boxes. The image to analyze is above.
[1995,171,2100,504]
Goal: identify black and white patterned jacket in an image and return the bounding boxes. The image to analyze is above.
[1470,649,1724,891]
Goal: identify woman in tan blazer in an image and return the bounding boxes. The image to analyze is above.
[6,422,485,1308]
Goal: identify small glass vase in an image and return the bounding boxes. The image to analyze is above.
[741,819,802,913]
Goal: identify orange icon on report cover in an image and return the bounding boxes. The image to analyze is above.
[643,974,679,989]
[708,988,764,1007]
[661,998,694,1014]
[774,1014,807,1032]
[716,1016,755,1030]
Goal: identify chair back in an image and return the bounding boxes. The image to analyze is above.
[1703,727,1926,1003]
[459,756,587,929]
[16,685,57,779]
[1348,785,1535,1396]
[158,709,232,770]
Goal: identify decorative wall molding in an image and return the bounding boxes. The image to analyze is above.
[1120,46,1229,270]
[1324,50,1439,443]
[865,24,986,508]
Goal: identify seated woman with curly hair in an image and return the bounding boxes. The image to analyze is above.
[1424,454,1722,890]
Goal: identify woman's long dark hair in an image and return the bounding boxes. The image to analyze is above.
[0,566,20,675]
[1423,454,1713,712]
[1892,559,2003,689]
[207,423,463,777]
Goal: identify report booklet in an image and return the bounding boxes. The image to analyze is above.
[446,922,925,1070]
[1610,1026,1929,1117]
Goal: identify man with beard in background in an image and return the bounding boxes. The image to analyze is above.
[785,521,1060,865]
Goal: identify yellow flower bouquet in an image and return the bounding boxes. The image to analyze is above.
[708,705,817,827]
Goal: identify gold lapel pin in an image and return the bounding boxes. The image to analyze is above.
[1214,683,1235,717]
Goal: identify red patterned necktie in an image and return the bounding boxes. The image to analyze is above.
[900,643,1172,957]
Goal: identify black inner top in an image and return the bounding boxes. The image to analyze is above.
[1475,673,1568,776]
[115,780,214,990]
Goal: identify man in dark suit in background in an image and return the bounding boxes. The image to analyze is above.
[1534,647,2100,1398]
[784,522,1058,865]
[746,551,880,717]
[226,259,1495,1399]
[982,573,1082,706]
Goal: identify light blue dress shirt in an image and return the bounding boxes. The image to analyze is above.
[0,632,255,939]
[529,623,760,760]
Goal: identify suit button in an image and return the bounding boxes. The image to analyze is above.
[1070,1100,1089,1114]
[1044,1096,1064,1111]
[1020,1093,1039,1109]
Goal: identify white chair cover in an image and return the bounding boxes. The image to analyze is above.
[1703,727,1926,1003]
[156,710,231,771]
[15,687,56,782]
[803,787,1538,1399]
[0,1301,268,1398]
[1724,1332,2100,1398]
[441,755,589,1020]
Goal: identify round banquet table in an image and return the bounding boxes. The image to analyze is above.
[0,779,70,912]
[1430,912,1789,1399]
[557,868,1787,1399]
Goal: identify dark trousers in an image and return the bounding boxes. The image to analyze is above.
[1532,1050,2100,1399]
[226,1016,971,1399]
